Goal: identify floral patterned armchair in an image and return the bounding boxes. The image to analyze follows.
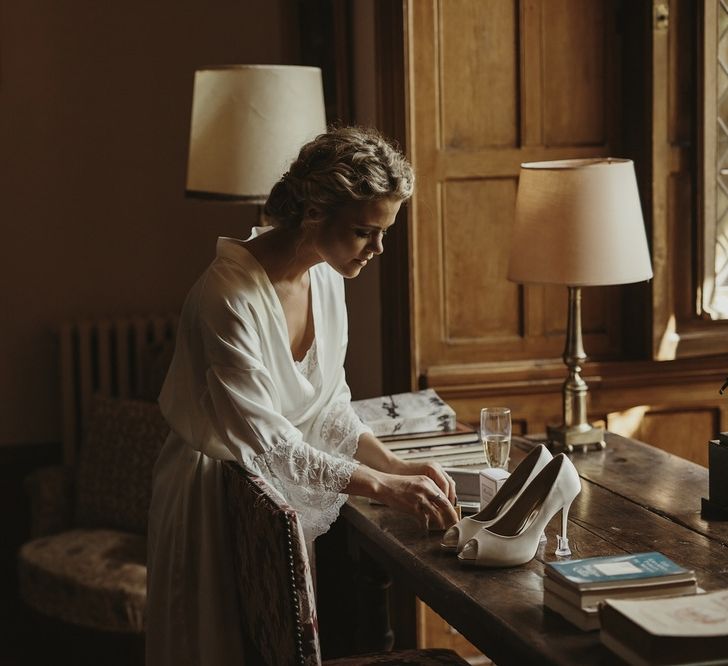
[17,396,169,637]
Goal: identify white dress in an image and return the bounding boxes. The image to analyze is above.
[146,232,372,666]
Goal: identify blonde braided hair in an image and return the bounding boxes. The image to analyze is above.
[263,126,414,229]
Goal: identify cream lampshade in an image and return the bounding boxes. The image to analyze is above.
[185,65,327,203]
[507,158,653,452]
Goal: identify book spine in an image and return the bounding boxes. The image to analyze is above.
[543,577,698,610]
[393,443,483,460]
[383,434,479,450]
[429,453,487,466]
[543,590,600,631]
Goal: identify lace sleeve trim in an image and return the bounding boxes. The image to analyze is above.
[320,399,373,460]
[249,434,359,541]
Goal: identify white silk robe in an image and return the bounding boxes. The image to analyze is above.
[146,232,370,666]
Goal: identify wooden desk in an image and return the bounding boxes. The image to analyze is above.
[341,433,728,665]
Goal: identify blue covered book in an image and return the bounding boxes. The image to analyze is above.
[544,552,696,591]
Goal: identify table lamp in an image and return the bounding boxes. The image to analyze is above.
[185,64,327,203]
[507,158,653,452]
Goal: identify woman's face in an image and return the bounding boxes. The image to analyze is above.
[311,198,401,278]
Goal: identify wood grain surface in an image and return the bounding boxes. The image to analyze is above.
[342,433,728,665]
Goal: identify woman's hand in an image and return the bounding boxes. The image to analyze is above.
[346,464,459,531]
[349,431,459,529]
[389,459,457,507]
[379,468,460,530]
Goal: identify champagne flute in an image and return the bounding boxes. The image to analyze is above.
[480,407,511,469]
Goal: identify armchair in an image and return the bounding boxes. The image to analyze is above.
[16,316,175,663]
[18,396,168,634]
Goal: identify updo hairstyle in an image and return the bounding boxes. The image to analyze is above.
[263,126,414,229]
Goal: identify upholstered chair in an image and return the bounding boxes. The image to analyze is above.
[17,395,169,662]
[222,461,470,666]
[16,316,175,663]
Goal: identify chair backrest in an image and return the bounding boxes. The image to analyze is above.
[222,461,322,666]
[59,314,177,466]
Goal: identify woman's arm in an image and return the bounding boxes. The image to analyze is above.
[347,431,459,530]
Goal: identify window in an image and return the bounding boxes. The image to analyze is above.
[702,0,728,319]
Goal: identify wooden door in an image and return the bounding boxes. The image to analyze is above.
[406,0,624,388]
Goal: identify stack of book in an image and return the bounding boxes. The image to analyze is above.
[380,423,482,466]
[352,389,483,467]
[599,588,728,665]
[542,552,698,631]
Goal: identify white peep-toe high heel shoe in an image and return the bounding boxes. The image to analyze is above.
[441,444,552,553]
[457,453,581,568]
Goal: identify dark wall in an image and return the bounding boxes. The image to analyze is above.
[0,1,386,450]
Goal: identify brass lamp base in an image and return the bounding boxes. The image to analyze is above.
[547,286,606,454]
[547,422,606,453]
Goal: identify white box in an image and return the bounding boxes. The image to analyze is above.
[445,467,484,513]
[445,467,482,498]
[479,467,510,506]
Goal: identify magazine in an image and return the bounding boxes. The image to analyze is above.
[351,389,457,437]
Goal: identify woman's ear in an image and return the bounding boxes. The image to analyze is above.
[301,206,324,232]
[306,206,323,221]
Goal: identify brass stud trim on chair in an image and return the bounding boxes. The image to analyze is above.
[283,512,306,666]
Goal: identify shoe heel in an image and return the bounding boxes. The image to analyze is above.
[554,503,572,557]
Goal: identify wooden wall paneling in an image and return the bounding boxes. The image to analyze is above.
[541,0,607,146]
[541,284,622,357]
[427,356,570,431]
[408,0,623,387]
[606,406,718,466]
[610,397,725,468]
[538,0,623,357]
[581,287,616,340]
[640,409,716,466]
[541,286,568,337]
[588,286,627,358]
[523,0,604,356]
[442,178,520,342]
[520,0,543,147]
[524,285,546,339]
[408,0,440,386]
[436,355,728,466]
[445,386,563,436]
[439,0,518,150]
[399,0,728,472]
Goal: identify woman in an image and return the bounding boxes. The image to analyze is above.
[146,126,459,665]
